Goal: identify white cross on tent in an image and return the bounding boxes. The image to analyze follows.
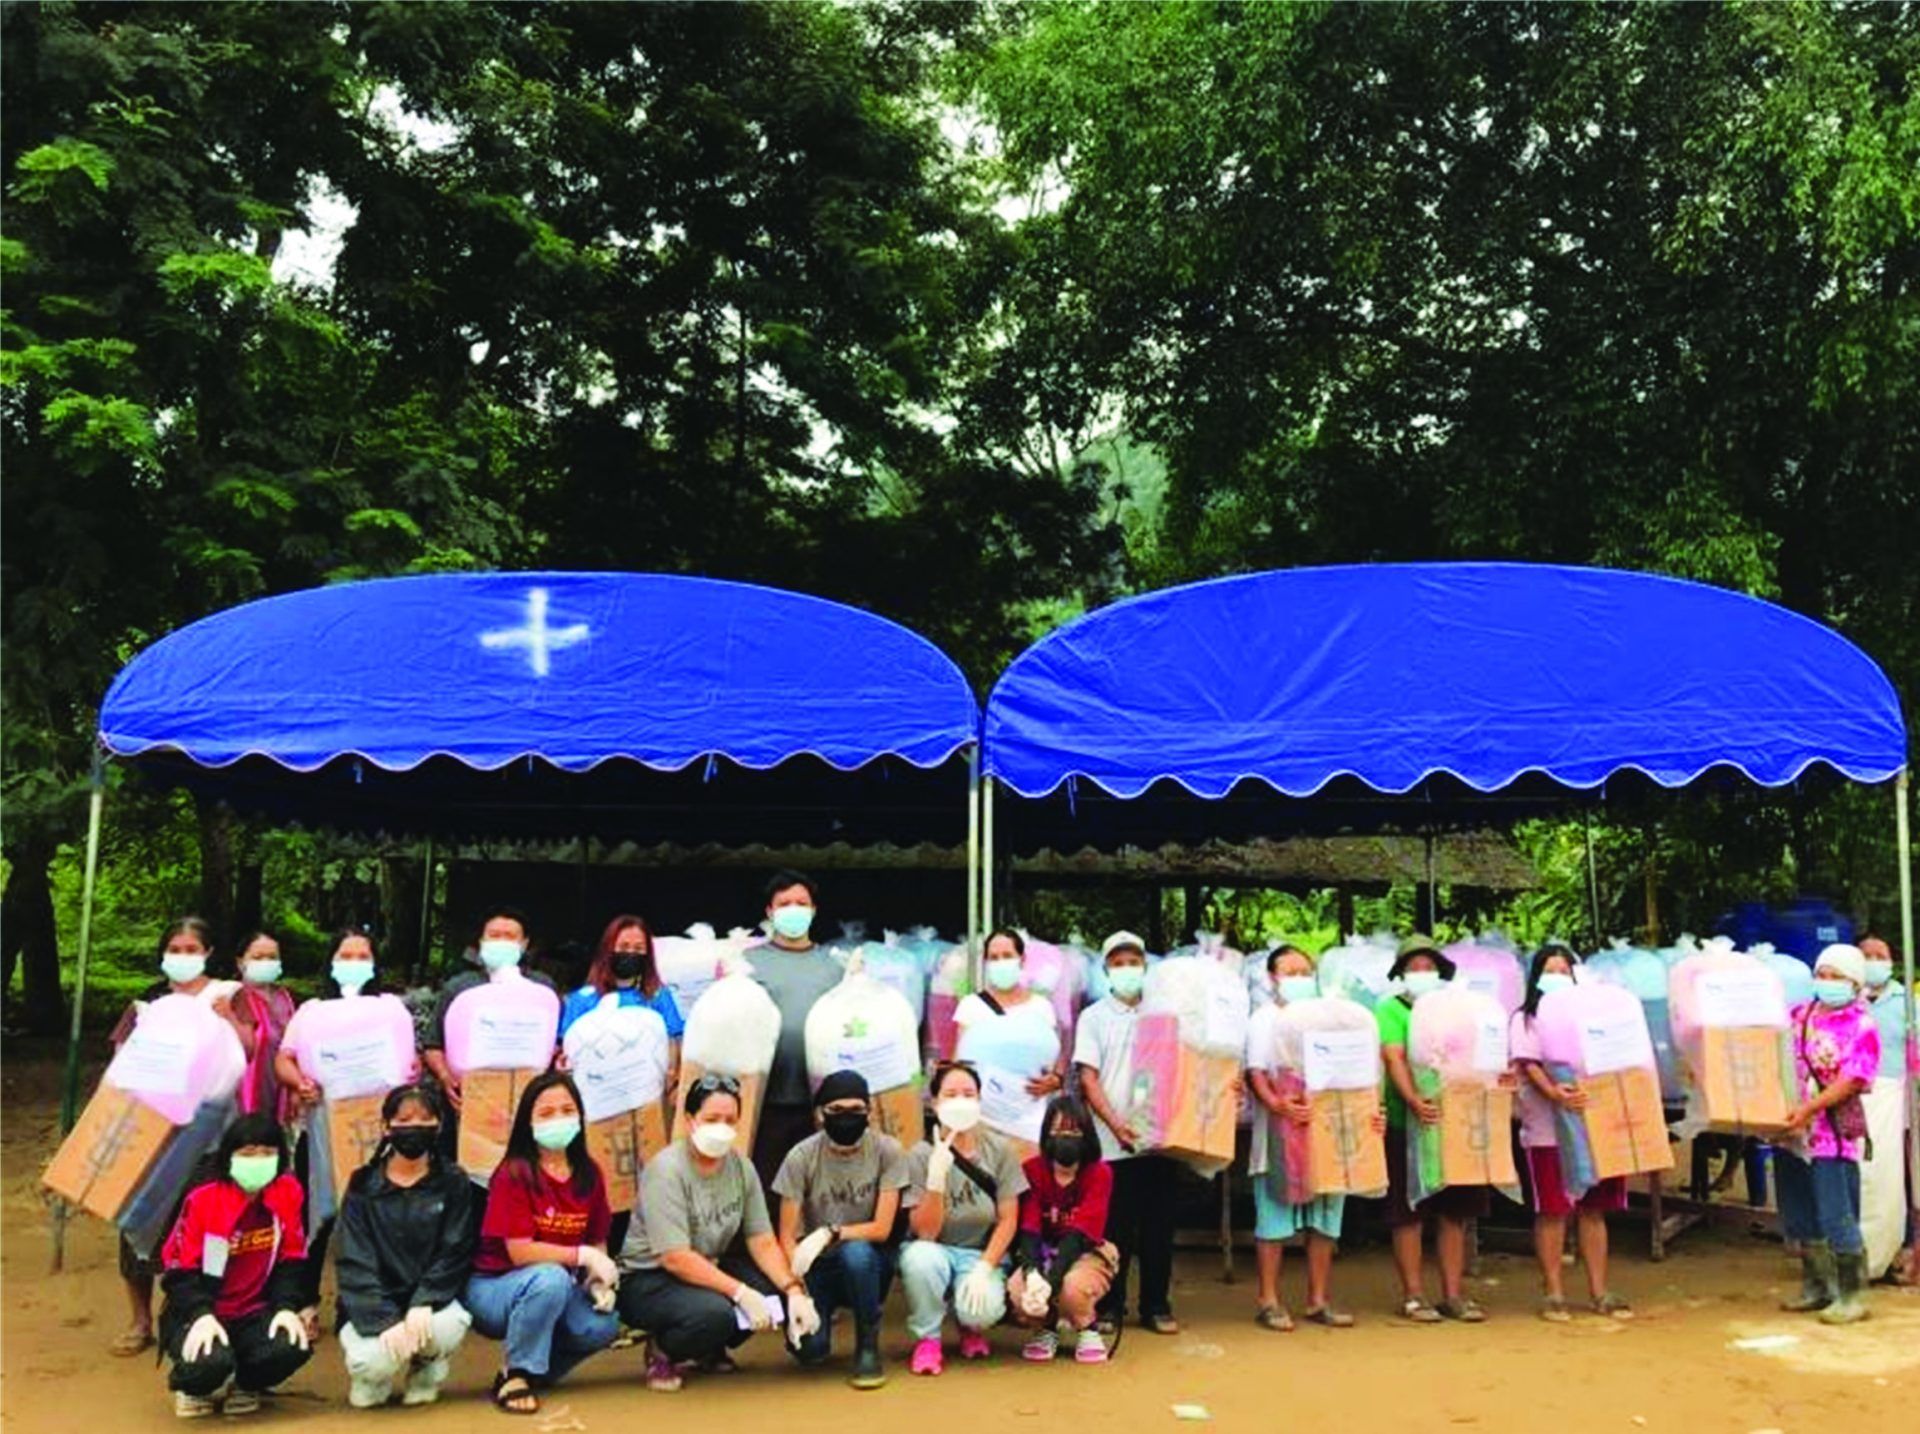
[479,586,590,677]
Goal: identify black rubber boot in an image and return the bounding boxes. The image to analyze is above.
[849,1326,885,1390]
[1780,1241,1836,1312]
[1819,1251,1871,1324]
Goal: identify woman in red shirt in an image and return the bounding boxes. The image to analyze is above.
[1008,1096,1118,1365]
[463,1072,620,1415]
[158,1113,313,1417]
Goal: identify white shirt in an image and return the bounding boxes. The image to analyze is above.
[1072,996,1142,1163]
[953,991,1058,1035]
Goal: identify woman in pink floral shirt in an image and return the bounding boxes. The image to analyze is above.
[1776,943,1880,1325]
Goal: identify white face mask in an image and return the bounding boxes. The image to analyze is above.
[690,1123,737,1159]
[936,1096,982,1134]
[479,938,523,971]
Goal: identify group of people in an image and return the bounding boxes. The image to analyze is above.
[101,875,1912,1420]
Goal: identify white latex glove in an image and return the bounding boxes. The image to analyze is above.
[588,1280,617,1314]
[577,1246,620,1288]
[268,1309,311,1351]
[1019,1272,1052,1318]
[378,1320,417,1365]
[791,1227,834,1279]
[785,1289,821,1345]
[181,1313,228,1363]
[403,1305,435,1354]
[731,1283,776,1333]
[923,1129,955,1195]
[954,1262,1000,1327]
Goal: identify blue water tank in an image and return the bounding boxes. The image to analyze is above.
[1712,898,1854,964]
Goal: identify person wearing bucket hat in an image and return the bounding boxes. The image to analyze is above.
[1375,934,1489,1323]
[1776,943,1880,1324]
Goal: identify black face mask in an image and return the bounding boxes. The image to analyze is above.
[821,1110,869,1147]
[1044,1134,1086,1167]
[612,953,647,982]
[388,1126,439,1159]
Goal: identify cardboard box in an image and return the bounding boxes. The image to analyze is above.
[1307,1087,1389,1197]
[870,1082,925,1149]
[585,1103,671,1212]
[325,1093,390,1202]
[1132,1015,1240,1171]
[1580,1067,1674,1180]
[43,1082,174,1220]
[457,1067,541,1181]
[672,1063,765,1157]
[1438,1082,1519,1189]
[1698,1026,1794,1133]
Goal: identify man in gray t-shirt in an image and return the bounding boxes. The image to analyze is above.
[773,1129,910,1233]
[744,869,844,1186]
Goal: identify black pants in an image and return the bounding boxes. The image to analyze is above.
[751,1104,818,1190]
[163,1307,311,1396]
[1098,1155,1177,1321]
[615,1257,775,1363]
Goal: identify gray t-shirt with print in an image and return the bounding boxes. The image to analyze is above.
[771,1130,909,1232]
[902,1130,1028,1250]
[619,1141,771,1272]
[744,943,845,1107]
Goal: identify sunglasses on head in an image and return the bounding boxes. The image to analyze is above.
[691,1073,742,1097]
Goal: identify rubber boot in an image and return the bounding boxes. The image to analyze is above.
[1818,1251,1871,1324]
[1780,1241,1835,1312]
[849,1325,885,1390]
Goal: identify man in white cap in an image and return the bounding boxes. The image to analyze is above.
[1073,932,1180,1335]
[1776,942,1880,1324]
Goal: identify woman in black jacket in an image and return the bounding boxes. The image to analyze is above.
[333,1085,478,1409]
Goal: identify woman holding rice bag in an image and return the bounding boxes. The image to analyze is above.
[559,915,684,1081]
[952,928,1066,1095]
[1776,943,1881,1324]
[1377,935,1490,1323]
[1510,944,1632,1321]
[1245,945,1378,1330]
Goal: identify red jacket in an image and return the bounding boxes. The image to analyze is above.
[1017,1154,1112,1243]
[160,1172,307,1324]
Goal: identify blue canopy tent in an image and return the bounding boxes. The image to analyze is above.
[981,562,1914,1248]
[63,571,985,1145]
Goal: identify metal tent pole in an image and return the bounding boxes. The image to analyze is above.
[53,753,108,1272]
[416,835,436,979]
[966,749,981,960]
[1896,771,1916,1208]
[981,774,997,950]
[1584,810,1602,949]
[1423,833,1436,928]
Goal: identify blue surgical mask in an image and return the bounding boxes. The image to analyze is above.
[1277,975,1318,1005]
[243,959,282,986]
[770,905,815,941]
[161,954,206,985]
[986,957,1024,992]
[1536,972,1574,996]
[1402,970,1444,1000]
[1107,965,1146,1000]
[1863,958,1893,989]
[532,1117,581,1150]
[1813,978,1857,1009]
[332,959,373,994]
[479,938,523,971]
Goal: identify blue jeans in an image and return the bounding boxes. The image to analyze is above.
[898,1241,1006,1339]
[464,1264,618,1381]
[792,1240,893,1362]
[1774,1151,1864,1255]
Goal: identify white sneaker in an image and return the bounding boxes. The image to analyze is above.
[1021,1329,1059,1362]
[401,1358,450,1406]
[346,1374,394,1409]
[173,1391,218,1419]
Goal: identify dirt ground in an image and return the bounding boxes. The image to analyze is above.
[4,1044,1915,1433]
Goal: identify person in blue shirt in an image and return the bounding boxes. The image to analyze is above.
[559,915,684,1095]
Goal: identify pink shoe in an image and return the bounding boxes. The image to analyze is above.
[909,1338,944,1376]
[959,1329,992,1361]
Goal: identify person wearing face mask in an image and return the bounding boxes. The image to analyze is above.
[1008,1096,1116,1364]
[1075,933,1179,1337]
[232,931,297,1125]
[616,1074,817,1393]
[464,1072,618,1414]
[155,1114,312,1417]
[741,871,847,1185]
[772,1070,909,1388]
[950,928,1067,1096]
[422,908,559,1116]
[110,917,252,1359]
[899,1062,1027,1374]
[1377,934,1489,1323]
[1775,943,1881,1325]
[1855,933,1913,1284]
[1509,944,1632,1321]
[334,1085,477,1408]
[1245,946,1372,1331]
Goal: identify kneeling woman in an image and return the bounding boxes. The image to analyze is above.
[464,1073,621,1415]
[616,1074,819,1393]
[899,1062,1028,1374]
[158,1114,313,1417]
[1008,1096,1116,1363]
[334,1085,478,1407]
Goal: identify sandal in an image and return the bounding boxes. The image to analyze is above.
[1142,1313,1181,1335]
[1302,1305,1355,1328]
[1254,1304,1294,1332]
[1437,1298,1487,1323]
[1397,1297,1442,1324]
[491,1372,539,1415]
[1539,1296,1572,1323]
[1590,1293,1634,1320]
[110,1327,156,1357]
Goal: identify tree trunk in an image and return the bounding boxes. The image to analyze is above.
[196,797,236,956]
[2,837,66,1034]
